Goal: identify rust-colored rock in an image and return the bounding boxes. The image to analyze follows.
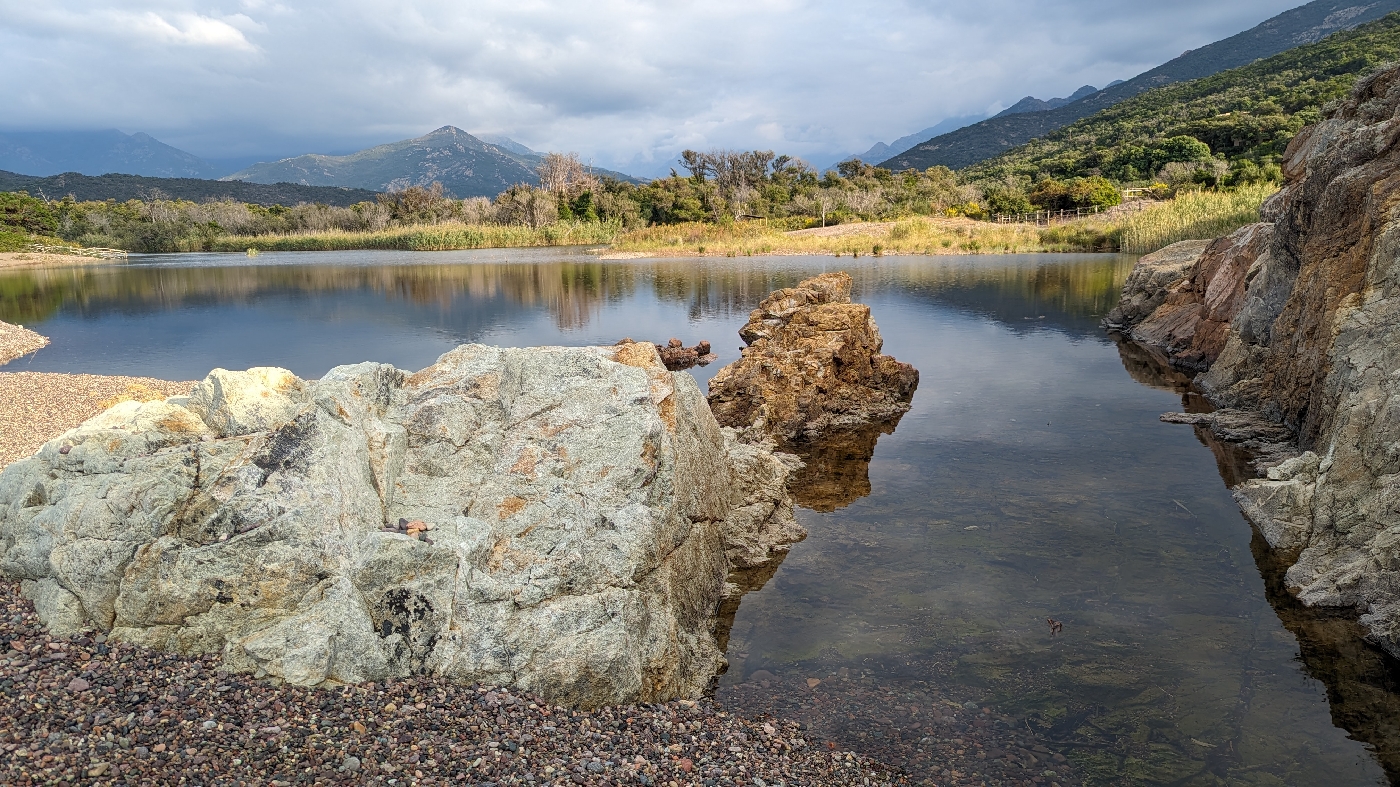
[706,272,918,443]
[1127,223,1273,371]
[614,338,718,371]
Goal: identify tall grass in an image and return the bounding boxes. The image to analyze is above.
[206,221,621,253]
[1118,184,1277,253]
[610,215,1058,256]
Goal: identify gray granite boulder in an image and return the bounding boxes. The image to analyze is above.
[0,343,802,705]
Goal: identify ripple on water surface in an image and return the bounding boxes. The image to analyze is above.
[2,250,1395,785]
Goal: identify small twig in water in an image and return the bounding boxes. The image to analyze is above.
[1173,499,1196,517]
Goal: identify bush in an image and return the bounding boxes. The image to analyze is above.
[1030,177,1122,211]
[0,230,28,252]
[984,185,1033,216]
[0,192,58,235]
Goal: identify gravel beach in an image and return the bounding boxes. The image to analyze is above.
[0,372,196,470]
[0,322,50,367]
[0,581,905,786]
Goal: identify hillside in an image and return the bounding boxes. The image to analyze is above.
[0,130,218,179]
[226,127,640,198]
[880,0,1400,172]
[0,171,379,207]
[995,85,1099,118]
[964,11,1400,183]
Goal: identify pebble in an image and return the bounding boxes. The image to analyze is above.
[0,580,906,785]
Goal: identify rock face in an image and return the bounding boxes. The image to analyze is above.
[1117,226,1273,372]
[1103,239,1212,331]
[1118,66,1400,658]
[706,272,919,442]
[0,343,802,705]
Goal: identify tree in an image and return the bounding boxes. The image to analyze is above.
[0,191,59,235]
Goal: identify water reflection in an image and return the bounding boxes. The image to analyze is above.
[2,250,1394,784]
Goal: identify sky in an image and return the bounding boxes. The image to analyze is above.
[0,0,1308,176]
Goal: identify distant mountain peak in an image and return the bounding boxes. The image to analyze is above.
[994,85,1100,118]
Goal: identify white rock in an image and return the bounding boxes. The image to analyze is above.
[0,344,801,706]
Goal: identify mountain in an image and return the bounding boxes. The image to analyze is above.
[880,0,1400,172]
[994,85,1099,117]
[0,130,219,178]
[0,170,379,207]
[826,114,988,172]
[226,127,639,198]
[964,10,1400,183]
[477,135,540,157]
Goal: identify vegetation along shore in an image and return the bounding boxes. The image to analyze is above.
[7,9,1398,260]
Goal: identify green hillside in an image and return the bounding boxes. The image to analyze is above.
[964,12,1400,185]
[883,0,1400,173]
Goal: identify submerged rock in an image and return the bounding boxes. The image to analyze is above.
[0,343,802,706]
[1119,65,1400,659]
[706,272,919,443]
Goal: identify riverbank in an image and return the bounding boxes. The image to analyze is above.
[0,582,904,786]
[0,322,48,367]
[213,221,620,252]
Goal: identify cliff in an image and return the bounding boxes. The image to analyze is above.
[1112,64,1400,658]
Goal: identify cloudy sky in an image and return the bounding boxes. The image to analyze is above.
[1,0,1305,175]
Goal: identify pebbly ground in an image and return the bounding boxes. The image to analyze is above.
[0,582,908,787]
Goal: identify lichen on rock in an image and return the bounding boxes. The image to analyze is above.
[0,343,803,706]
[706,272,919,443]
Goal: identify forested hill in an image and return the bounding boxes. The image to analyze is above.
[0,171,380,207]
[963,11,1400,183]
[879,0,1400,172]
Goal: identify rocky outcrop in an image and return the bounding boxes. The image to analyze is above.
[0,343,803,705]
[1123,225,1274,372]
[1103,240,1212,331]
[615,338,718,371]
[1119,65,1400,659]
[706,272,919,443]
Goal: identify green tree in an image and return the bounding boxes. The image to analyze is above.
[0,191,58,235]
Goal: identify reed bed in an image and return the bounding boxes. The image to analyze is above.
[207,221,621,253]
[610,216,1115,257]
[1117,184,1277,253]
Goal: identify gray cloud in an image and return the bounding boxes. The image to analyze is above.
[0,0,1304,174]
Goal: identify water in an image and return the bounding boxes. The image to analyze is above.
[3,250,1397,785]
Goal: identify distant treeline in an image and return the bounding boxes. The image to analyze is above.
[0,170,379,208]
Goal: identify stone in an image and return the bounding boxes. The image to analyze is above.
[1127,224,1273,371]
[613,339,717,371]
[0,343,801,706]
[1102,240,1212,331]
[1127,65,1400,659]
[707,272,919,443]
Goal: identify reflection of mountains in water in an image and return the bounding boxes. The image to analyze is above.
[0,253,1134,338]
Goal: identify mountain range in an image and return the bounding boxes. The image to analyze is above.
[223,126,636,198]
[880,0,1400,172]
[0,130,221,179]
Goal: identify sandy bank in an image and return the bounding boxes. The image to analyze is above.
[0,372,196,470]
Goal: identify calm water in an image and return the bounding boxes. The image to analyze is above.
[3,250,1397,785]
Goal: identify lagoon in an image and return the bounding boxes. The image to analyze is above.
[1,249,1393,785]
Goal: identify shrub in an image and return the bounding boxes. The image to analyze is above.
[0,192,58,235]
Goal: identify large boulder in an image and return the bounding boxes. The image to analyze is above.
[706,272,919,442]
[1102,239,1212,331]
[1120,65,1400,658]
[0,343,802,706]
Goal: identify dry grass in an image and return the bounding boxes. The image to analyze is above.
[608,216,1116,257]
[211,221,621,252]
[1117,184,1278,253]
[0,373,196,470]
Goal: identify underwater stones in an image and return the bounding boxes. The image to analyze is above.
[706,272,919,443]
[0,343,802,706]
